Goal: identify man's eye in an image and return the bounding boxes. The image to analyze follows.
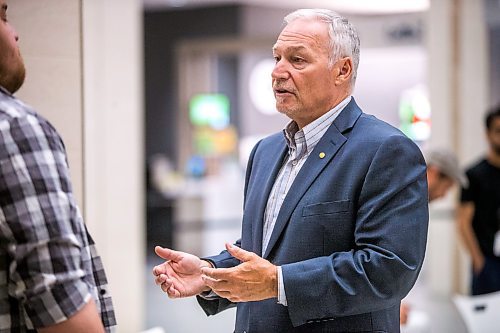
[273,56,280,63]
[292,57,304,63]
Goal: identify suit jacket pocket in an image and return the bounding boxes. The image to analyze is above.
[302,200,350,217]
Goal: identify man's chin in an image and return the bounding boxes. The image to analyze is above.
[2,64,26,94]
[276,103,298,115]
[8,77,25,94]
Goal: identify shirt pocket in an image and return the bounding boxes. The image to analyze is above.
[302,200,350,217]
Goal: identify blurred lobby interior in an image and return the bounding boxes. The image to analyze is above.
[8,0,500,332]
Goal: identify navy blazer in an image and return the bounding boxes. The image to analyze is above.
[197,99,429,333]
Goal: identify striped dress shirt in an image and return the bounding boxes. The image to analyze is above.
[262,96,352,305]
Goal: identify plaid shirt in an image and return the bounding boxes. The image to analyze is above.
[0,87,116,332]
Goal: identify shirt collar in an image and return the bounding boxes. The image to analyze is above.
[283,95,352,153]
[0,85,12,96]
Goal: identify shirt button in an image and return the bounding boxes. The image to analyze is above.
[292,160,297,166]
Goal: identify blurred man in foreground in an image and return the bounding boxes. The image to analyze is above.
[0,1,116,331]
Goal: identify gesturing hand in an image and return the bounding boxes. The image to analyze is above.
[152,246,211,298]
[201,243,278,303]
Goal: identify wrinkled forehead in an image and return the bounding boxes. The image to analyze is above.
[273,19,330,52]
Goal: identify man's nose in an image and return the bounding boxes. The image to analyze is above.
[271,61,289,80]
[8,23,19,42]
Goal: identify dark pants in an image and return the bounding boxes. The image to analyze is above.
[472,256,500,295]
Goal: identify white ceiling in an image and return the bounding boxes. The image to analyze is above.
[143,0,429,15]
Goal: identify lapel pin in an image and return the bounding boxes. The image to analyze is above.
[319,152,326,159]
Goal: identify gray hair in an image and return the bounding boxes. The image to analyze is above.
[284,9,360,85]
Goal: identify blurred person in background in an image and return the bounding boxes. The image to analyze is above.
[426,148,466,202]
[0,1,116,332]
[458,106,500,295]
[401,148,465,330]
[154,8,428,333]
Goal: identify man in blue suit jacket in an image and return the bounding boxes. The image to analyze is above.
[153,8,428,333]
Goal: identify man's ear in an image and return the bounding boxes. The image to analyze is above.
[334,57,353,86]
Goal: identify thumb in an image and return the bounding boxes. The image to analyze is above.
[155,246,183,262]
[226,243,255,262]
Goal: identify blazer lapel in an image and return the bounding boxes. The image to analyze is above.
[262,99,362,259]
[250,136,288,256]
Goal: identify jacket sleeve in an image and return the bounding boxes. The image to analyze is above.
[282,134,429,327]
[195,240,241,316]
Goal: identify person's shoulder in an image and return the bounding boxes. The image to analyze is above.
[466,158,488,174]
[358,112,400,131]
[348,113,423,163]
[261,131,283,143]
[0,92,60,139]
[1,90,34,119]
[254,131,285,150]
[355,113,412,143]
[0,93,66,161]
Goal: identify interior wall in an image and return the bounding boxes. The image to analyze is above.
[82,0,145,331]
[10,1,145,331]
[10,0,84,208]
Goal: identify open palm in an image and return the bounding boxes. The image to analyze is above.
[153,247,208,298]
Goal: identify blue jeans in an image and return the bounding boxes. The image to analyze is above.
[472,256,500,295]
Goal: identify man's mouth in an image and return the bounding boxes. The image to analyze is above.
[274,87,294,95]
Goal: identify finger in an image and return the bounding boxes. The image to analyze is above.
[152,264,167,276]
[160,280,172,293]
[160,281,170,293]
[225,243,255,262]
[202,275,229,292]
[155,273,168,286]
[201,267,232,280]
[167,284,181,298]
[156,274,171,288]
[212,289,243,303]
[160,277,179,295]
[155,246,184,262]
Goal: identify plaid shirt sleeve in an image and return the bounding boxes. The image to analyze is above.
[0,96,116,331]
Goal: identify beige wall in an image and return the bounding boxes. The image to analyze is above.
[9,0,145,331]
[11,0,84,207]
[82,0,145,331]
